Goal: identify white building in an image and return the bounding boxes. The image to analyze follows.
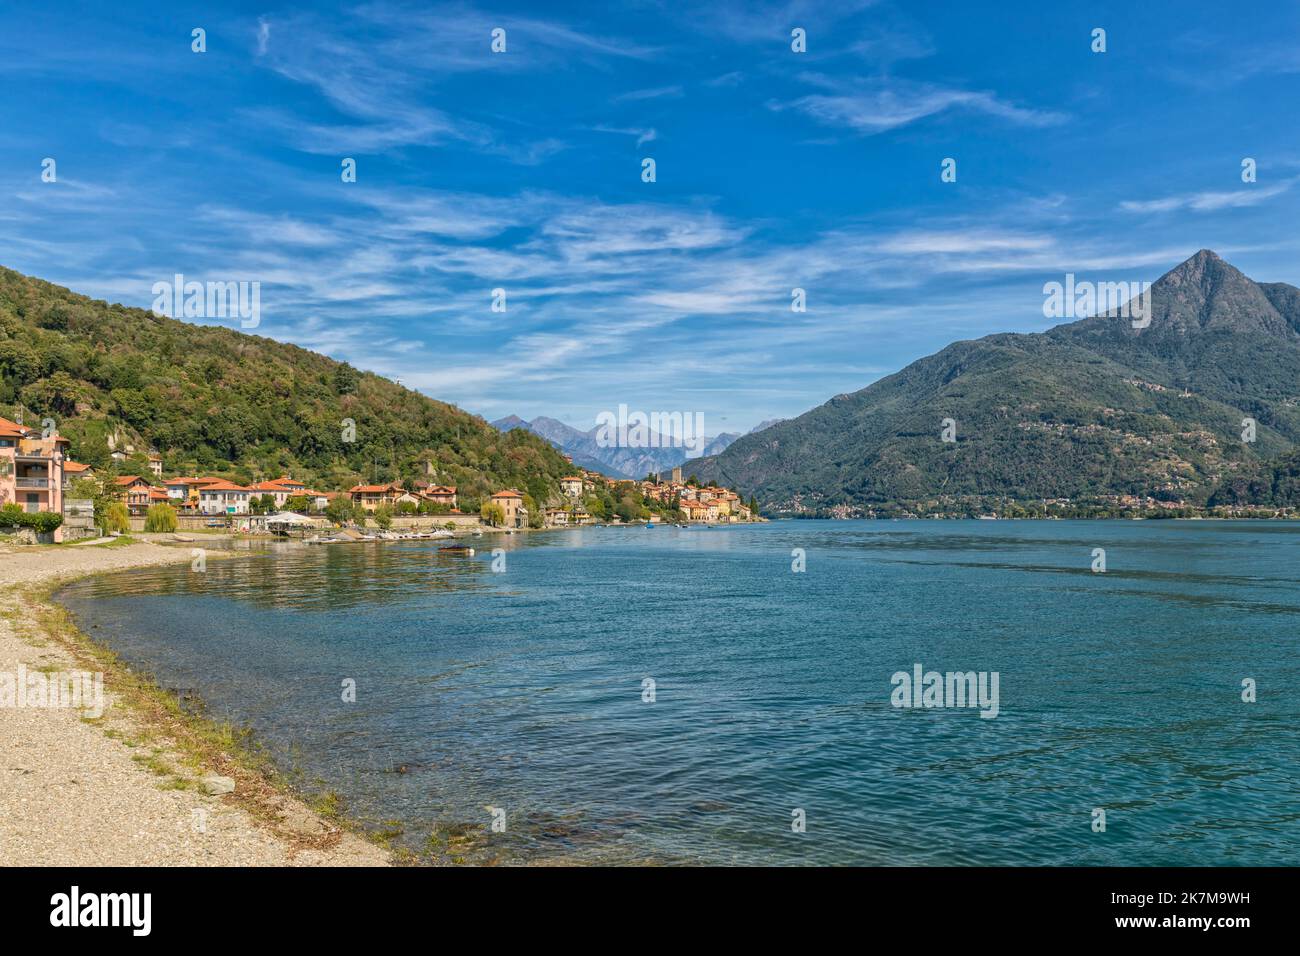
[198,481,252,515]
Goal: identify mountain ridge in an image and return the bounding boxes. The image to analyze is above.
[0,264,575,508]
[689,251,1300,514]
[490,414,777,479]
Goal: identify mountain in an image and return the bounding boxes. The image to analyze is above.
[688,251,1300,513]
[0,265,575,508]
[491,414,753,480]
[699,432,741,457]
[1209,446,1300,508]
[492,414,627,477]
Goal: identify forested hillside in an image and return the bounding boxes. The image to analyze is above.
[0,265,574,508]
[690,251,1300,514]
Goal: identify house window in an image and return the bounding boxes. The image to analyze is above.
[25,493,39,513]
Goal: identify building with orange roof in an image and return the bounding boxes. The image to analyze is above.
[681,500,712,522]
[162,476,222,511]
[489,489,528,528]
[197,480,253,515]
[113,475,155,514]
[249,477,308,509]
[60,460,92,491]
[418,484,458,508]
[348,481,405,511]
[0,415,71,528]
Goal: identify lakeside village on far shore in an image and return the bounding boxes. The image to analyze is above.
[0,415,763,544]
[11,415,1291,547]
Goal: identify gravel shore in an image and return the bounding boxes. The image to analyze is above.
[0,540,390,866]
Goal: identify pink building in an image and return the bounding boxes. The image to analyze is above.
[0,415,69,535]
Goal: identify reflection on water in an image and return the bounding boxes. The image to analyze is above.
[58,521,1300,865]
[84,539,518,611]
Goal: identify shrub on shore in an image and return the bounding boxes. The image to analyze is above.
[101,501,130,534]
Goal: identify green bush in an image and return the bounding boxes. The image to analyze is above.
[144,502,178,532]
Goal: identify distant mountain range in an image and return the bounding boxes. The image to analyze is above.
[492,415,782,480]
[688,251,1300,513]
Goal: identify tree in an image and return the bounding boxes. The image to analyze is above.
[373,504,394,530]
[325,496,354,525]
[144,502,178,532]
[69,475,114,527]
[614,493,645,523]
[523,493,544,529]
[480,502,505,527]
[0,264,581,502]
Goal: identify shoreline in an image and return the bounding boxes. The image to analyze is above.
[0,541,391,866]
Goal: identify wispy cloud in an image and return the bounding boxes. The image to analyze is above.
[693,0,880,45]
[4,0,1300,430]
[591,124,658,148]
[1119,178,1298,214]
[770,74,1066,134]
[250,3,653,158]
[613,85,683,102]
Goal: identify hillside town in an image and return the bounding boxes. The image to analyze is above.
[0,415,762,542]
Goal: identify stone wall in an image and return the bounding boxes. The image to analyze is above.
[62,498,98,541]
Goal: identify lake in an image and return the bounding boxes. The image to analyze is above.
[56,520,1300,865]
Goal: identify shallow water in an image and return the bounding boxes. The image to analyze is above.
[57,520,1300,865]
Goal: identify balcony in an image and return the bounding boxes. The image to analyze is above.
[15,477,50,490]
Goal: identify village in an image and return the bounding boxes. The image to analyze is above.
[0,415,761,543]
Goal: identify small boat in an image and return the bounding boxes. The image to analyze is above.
[439,545,475,554]
[645,522,654,528]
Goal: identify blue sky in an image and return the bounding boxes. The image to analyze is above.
[2,0,1299,435]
